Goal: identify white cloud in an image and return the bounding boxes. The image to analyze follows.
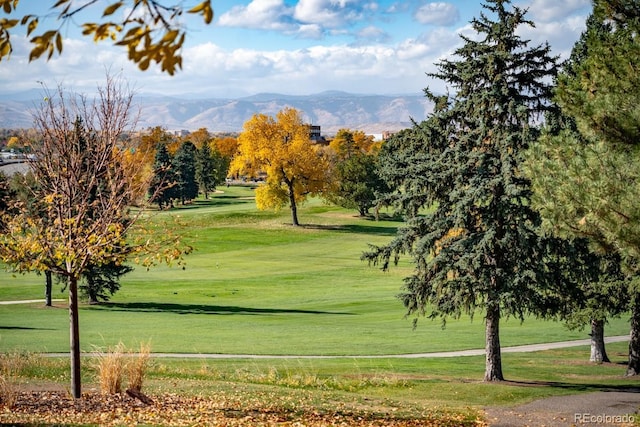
[217,0,294,31]
[414,2,459,26]
[355,26,390,43]
[296,24,324,39]
[516,16,587,58]
[293,0,372,27]
[522,0,591,23]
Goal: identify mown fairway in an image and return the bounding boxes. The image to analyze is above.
[0,185,631,355]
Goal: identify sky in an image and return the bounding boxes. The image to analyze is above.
[0,0,592,99]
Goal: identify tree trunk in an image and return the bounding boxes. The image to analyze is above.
[484,304,504,381]
[69,275,82,398]
[287,181,299,226]
[589,318,610,363]
[45,271,52,307]
[626,293,640,376]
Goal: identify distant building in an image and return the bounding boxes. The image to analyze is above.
[307,125,327,145]
[381,131,396,140]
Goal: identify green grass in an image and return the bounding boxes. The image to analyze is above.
[0,184,631,355]
[1,185,637,421]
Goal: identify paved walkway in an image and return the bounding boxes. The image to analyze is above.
[485,391,640,427]
[0,299,65,305]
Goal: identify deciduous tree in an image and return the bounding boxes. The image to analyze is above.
[363,0,558,382]
[0,75,191,398]
[230,108,330,226]
[326,129,387,216]
[0,0,213,74]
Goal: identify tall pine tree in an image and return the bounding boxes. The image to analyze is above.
[174,141,198,204]
[364,0,557,381]
[527,0,640,375]
[149,144,177,209]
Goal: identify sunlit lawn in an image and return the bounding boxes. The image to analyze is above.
[0,185,629,355]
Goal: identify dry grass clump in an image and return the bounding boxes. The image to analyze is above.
[0,351,33,408]
[94,341,151,395]
[127,342,151,391]
[95,342,126,394]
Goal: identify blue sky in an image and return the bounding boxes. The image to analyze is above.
[0,0,592,98]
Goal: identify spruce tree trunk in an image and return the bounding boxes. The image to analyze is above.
[69,275,82,398]
[484,304,504,381]
[45,271,52,307]
[590,318,610,363]
[626,293,640,376]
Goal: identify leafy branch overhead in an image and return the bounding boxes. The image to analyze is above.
[0,0,214,75]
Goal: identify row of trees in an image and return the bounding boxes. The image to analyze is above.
[359,0,640,382]
[149,139,229,209]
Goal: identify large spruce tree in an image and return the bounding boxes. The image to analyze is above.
[364,0,557,381]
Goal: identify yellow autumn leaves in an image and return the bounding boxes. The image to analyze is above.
[230,108,331,224]
[0,0,214,75]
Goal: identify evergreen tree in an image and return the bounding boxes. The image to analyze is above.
[149,144,176,209]
[80,263,134,304]
[195,142,229,199]
[211,148,231,189]
[527,0,640,375]
[364,0,558,381]
[55,118,135,304]
[196,141,216,199]
[174,141,198,204]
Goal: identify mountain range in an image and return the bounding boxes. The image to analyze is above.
[0,91,433,135]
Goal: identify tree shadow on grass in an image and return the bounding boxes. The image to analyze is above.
[167,197,255,211]
[300,223,398,236]
[500,379,640,393]
[94,302,355,316]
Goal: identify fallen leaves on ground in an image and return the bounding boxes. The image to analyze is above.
[2,391,487,426]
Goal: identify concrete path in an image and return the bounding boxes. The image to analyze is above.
[0,299,64,305]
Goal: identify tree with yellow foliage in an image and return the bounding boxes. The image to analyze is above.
[0,75,191,399]
[0,0,213,75]
[231,108,330,226]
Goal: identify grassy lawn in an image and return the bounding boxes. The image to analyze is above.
[0,185,630,355]
[1,184,638,424]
